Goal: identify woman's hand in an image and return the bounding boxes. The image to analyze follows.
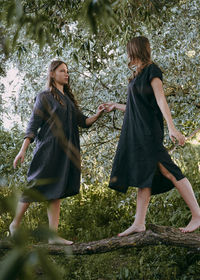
[103,102,126,112]
[13,138,30,169]
[169,128,185,146]
[103,102,116,112]
[13,150,26,169]
[85,104,105,126]
[96,104,105,118]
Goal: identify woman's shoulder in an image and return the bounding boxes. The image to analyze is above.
[33,90,53,107]
[147,63,163,75]
[38,89,51,96]
[137,63,162,80]
[147,62,162,71]
[36,90,52,100]
[147,63,163,82]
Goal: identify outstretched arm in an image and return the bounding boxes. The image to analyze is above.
[85,104,105,126]
[151,77,185,146]
[104,102,126,112]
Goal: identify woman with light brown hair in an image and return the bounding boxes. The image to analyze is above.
[10,60,104,244]
[105,36,200,235]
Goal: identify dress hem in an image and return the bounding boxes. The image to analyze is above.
[20,191,80,203]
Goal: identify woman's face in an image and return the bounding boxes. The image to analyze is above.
[52,63,69,85]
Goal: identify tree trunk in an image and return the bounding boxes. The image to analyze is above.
[0,224,200,255]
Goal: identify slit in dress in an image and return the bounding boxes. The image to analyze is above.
[158,162,179,185]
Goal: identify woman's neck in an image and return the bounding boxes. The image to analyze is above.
[54,82,64,94]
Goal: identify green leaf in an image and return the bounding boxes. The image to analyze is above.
[7,2,16,25]
[15,0,23,19]
[73,53,79,64]
[0,249,26,280]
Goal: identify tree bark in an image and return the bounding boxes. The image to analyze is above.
[0,224,200,255]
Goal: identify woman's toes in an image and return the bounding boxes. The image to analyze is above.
[179,217,200,233]
[118,224,145,237]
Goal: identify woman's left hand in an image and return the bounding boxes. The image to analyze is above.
[96,104,105,118]
[169,128,185,146]
[85,104,105,126]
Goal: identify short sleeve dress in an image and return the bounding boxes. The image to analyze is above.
[21,88,90,202]
[109,63,185,195]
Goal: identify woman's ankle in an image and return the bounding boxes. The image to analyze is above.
[10,220,19,228]
[132,222,145,228]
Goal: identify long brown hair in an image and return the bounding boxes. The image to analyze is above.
[47,60,78,108]
[127,36,152,80]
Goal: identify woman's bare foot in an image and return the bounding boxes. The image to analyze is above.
[118,224,146,237]
[48,236,73,245]
[179,216,200,233]
[9,222,18,236]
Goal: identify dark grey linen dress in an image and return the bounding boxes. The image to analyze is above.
[21,88,90,202]
[109,63,185,195]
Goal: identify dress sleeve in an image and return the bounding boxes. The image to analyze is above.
[149,64,163,83]
[75,108,91,128]
[24,93,48,143]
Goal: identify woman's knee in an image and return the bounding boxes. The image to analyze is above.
[49,199,60,207]
[158,163,176,182]
[138,187,151,196]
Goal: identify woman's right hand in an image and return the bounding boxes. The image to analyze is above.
[169,127,185,146]
[13,151,26,169]
[103,102,126,112]
[103,102,116,112]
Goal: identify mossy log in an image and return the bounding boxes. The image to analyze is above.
[0,224,200,255]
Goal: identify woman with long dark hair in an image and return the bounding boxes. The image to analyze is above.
[10,60,104,244]
[104,36,200,235]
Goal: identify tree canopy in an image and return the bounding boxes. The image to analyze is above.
[0,1,200,279]
[1,0,199,183]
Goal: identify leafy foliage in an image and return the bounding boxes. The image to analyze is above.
[0,0,200,279]
[1,0,200,182]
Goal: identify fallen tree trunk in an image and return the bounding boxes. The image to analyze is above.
[0,224,200,255]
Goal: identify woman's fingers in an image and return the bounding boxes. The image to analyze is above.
[98,102,116,112]
[21,155,25,164]
[104,104,115,112]
[110,105,116,111]
[175,132,185,146]
[13,156,19,169]
[98,104,105,112]
[179,134,185,146]
[170,130,185,146]
[170,135,176,143]
[13,153,25,168]
[98,104,105,110]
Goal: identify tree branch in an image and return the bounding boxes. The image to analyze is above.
[0,225,199,256]
[71,61,111,90]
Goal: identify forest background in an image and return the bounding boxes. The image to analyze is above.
[0,0,200,279]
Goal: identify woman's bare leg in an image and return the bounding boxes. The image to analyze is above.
[9,201,30,236]
[47,199,60,232]
[47,199,73,245]
[174,178,200,232]
[158,163,200,233]
[118,187,151,237]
